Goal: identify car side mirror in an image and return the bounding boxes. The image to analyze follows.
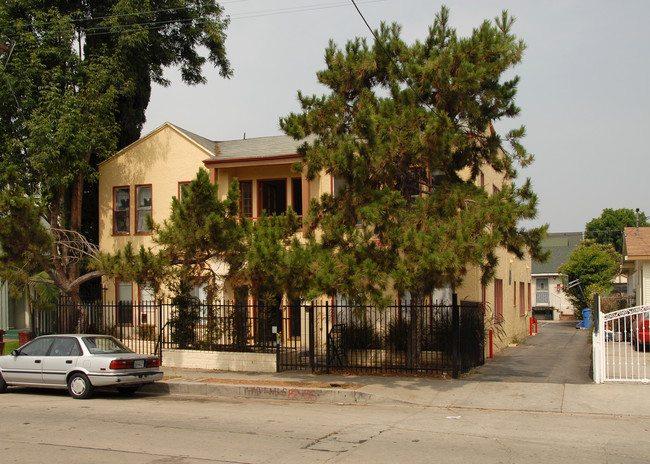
[11,350,18,356]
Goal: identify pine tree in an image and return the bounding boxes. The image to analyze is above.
[281,7,548,365]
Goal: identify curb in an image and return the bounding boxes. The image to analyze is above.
[141,381,380,405]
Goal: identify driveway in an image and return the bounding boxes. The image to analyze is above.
[468,320,592,384]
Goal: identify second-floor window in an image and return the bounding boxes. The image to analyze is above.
[291,178,303,216]
[113,186,130,234]
[136,185,152,233]
[240,181,253,218]
[179,181,191,202]
[258,179,286,216]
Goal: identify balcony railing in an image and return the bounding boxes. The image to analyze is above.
[536,291,550,305]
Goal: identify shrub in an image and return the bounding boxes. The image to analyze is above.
[138,324,157,342]
[169,283,201,349]
[340,320,381,350]
[386,319,409,351]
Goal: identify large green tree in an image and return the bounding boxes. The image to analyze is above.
[585,208,649,253]
[0,1,231,302]
[281,7,547,364]
[559,240,620,310]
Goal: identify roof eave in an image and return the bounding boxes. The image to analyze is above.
[204,153,302,168]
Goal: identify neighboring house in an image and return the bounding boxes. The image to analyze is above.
[1,238,31,333]
[531,232,582,319]
[622,227,650,306]
[0,280,30,333]
[98,122,533,353]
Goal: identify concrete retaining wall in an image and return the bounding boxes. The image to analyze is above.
[162,349,277,373]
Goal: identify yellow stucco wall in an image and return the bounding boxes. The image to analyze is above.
[456,155,533,352]
[98,123,212,300]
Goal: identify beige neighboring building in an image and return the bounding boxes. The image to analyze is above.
[622,227,650,306]
[98,122,532,352]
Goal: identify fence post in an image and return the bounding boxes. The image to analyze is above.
[309,303,315,373]
[452,294,459,379]
[158,301,163,362]
[325,301,330,374]
[276,304,283,373]
[592,293,603,384]
[592,293,600,335]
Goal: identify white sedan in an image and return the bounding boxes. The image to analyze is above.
[0,334,163,399]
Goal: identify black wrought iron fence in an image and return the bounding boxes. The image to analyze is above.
[284,297,485,376]
[36,295,485,376]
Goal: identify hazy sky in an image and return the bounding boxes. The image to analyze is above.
[142,0,650,233]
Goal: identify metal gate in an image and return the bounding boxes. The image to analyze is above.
[593,301,650,383]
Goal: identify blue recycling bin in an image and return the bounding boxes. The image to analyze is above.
[580,308,592,329]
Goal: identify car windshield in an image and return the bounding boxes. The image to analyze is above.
[82,336,133,354]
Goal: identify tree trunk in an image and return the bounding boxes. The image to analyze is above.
[406,293,424,369]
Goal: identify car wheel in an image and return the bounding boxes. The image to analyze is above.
[0,372,7,393]
[117,385,140,395]
[67,373,94,399]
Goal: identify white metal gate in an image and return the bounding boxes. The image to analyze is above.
[593,303,650,383]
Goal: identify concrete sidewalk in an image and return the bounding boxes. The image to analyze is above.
[142,321,650,415]
[143,367,650,417]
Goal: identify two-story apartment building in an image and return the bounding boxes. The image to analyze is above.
[98,122,533,353]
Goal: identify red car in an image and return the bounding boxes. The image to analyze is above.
[631,313,650,351]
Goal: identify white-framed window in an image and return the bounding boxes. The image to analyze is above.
[117,281,133,325]
[191,281,208,323]
[139,282,155,324]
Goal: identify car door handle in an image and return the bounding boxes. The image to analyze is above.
[34,360,41,364]
[66,360,73,364]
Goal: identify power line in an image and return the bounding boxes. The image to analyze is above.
[0,1,384,36]
[349,0,441,118]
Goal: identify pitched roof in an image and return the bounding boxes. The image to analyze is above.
[101,122,312,168]
[531,232,583,275]
[174,125,217,155]
[210,135,312,162]
[623,227,650,259]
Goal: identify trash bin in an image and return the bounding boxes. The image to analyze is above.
[18,331,34,347]
[580,308,592,329]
